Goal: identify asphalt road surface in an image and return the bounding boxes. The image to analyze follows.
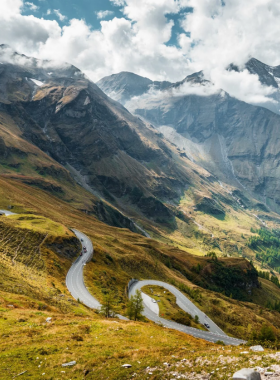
[66,229,128,320]
[129,280,246,346]
[66,229,101,309]
[64,229,245,344]
[141,292,159,315]
[0,210,247,345]
[0,210,16,216]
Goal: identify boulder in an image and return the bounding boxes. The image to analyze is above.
[250,345,264,352]
[232,368,261,380]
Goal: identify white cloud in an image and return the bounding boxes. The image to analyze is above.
[0,0,23,16]
[96,10,114,19]
[125,79,220,113]
[110,0,126,6]
[24,1,189,82]
[53,9,67,22]
[25,2,39,11]
[174,0,280,104]
[1,0,280,107]
[179,1,280,70]
[209,68,276,106]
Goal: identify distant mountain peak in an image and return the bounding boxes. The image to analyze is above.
[228,57,280,89]
[97,71,172,104]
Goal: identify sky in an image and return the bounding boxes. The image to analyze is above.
[1,0,280,105]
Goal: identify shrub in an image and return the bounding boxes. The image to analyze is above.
[72,334,83,341]
[171,311,192,326]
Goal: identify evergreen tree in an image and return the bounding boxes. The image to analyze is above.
[127,290,144,321]
[100,291,118,318]
[259,324,275,342]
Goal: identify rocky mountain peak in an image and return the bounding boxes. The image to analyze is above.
[97,71,172,103]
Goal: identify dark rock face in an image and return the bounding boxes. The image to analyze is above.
[228,58,280,89]
[6,46,280,233]
[46,235,81,259]
[0,47,197,230]
[99,68,280,213]
[195,197,225,217]
[245,58,280,88]
[17,80,188,215]
[133,91,280,212]
[228,57,280,115]
[87,201,140,233]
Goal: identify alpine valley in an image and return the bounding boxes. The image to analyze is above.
[2,44,280,379]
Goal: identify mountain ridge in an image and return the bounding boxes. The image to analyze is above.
[2,46,280,280]
[97,61,280,216]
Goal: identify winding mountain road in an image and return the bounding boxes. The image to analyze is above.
[66,229,101,309]
[129,280,245,345]
[0,210,16,216]
[66,229,127,320]
[66,229,246,345]
[0,210,247,344]
[130,280,225,335]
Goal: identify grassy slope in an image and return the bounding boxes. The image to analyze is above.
[164,182,280,278]
[0,176,280,340]
[0,209,86,314]
[0,110,102,212]
[4,307,280,380]
[1,177,280,378]
[1,105,279,281]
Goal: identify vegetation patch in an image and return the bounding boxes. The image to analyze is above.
[248,228,280,271]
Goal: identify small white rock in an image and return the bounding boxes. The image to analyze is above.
[250,346,264,352]
[62,361,76,367]
[122,364,132,368]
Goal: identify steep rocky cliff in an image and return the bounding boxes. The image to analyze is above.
[3,46,280,264]
[0,46,214,234]
[98,69,280,214]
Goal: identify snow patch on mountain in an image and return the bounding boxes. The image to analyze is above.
[30,78,44,86]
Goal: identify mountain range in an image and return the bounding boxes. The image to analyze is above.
[3,44,280,373]
[2,43,280,269]
[98,60,280,217]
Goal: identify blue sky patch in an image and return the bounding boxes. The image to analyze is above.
[23,0,190,47]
